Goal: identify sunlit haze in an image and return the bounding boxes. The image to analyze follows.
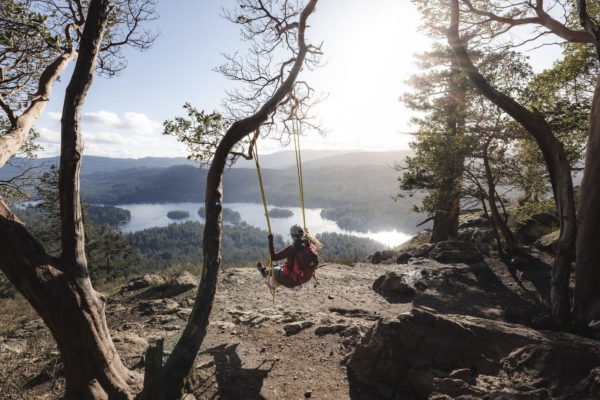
[33,0,560,160]
[34,0,431,159]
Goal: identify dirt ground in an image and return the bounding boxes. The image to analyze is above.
[0,247,557,400]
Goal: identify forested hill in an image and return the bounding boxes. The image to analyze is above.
[81,163,426,234]
[82,164,398,205]
[3,150,426,233]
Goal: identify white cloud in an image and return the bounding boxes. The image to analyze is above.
[47,112,62,121]
[34,110,184,158]
[82,110,162,135]
[38,127,60,144]
[83,110,122,129]
[84,131,133,145]
[122,112,162,135]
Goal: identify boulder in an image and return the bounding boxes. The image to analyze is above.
[151,271,199,297]
[396,252,412,264]
[455,227,494,243]
[137,299,179,315]
[535,230,559,254]
[458,212,490,229]
[348,308,600,399]
[121,274,165,292]
[369,250,396,264]
[373,271,415,296]
[427,241,483,264]
[112,332,149,358]
[516,212,559,244]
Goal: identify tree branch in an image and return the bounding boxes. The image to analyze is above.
[461,0,594,43]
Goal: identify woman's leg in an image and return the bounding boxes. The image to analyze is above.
[273,266,298,288]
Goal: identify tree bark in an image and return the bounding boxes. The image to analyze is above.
[572,0,600,333]
[573,74,600,328]
[0,1,140,398]
[430,57,464,243]
[0,50,77,169]
[152,2,320,399]
[430,188,460,242]
[0,200,139,400]
[448,0,577,326]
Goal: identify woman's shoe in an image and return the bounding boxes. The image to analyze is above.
[256,262,267,278]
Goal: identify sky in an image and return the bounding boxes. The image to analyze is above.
[33,0,561,159]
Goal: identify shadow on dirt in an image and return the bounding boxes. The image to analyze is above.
[411,257,552,327]
[193,343,275,400]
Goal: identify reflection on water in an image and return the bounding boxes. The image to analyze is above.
[117,202,412,248]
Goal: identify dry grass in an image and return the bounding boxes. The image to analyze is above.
[394,231,431,252]
[0,294,39,336]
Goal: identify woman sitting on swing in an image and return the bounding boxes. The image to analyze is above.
[257,224,322,289]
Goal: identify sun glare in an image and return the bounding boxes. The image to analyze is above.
[288,0,431,153]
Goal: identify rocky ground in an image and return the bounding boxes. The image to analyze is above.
[1,210,598,399]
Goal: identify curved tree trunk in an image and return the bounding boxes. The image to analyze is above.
[151,2,321,399]
[0,1,140,398]
[447,0,576,326]
[573,74,600,328]
[0,200,138,400]
[572,0,600,332]
[0,51,77,168]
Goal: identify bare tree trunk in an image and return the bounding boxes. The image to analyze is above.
[152,2,321,399]
[431,57,464,243]
[482,138,517,255]
[431,189,460,242]
[0,1,140,398]
[573,74,600,328]
[0,52,77,168]
[447,0,576,325]
[0,201,138,400]
[572,0,600,331]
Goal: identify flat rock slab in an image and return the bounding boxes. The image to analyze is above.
[349,308,600,399]
[284,321,314,335]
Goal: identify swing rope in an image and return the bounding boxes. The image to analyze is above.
[253,142,276,304]
[292,106,307,231]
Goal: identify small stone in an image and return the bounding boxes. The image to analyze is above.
[328,294,334,300]
[195,360,215,370]
[304,390,312,398]
[164,325,180,331]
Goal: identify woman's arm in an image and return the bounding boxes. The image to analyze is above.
[268,234,291,262]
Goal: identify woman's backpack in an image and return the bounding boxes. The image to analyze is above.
[291,245,319,285]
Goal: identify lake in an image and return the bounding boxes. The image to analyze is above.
[117,202,412,248]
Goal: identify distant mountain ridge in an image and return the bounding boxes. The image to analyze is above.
[295,150,414,170]
[0,149,413,179]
